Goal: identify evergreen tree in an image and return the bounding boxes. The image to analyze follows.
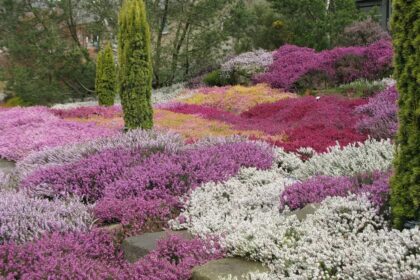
[118,0,153,130]
[95,44,117,106]
[390,0,420,228]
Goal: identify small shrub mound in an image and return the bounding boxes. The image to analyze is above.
[0,231,223,279]
[355,86,398,139]
[280,172,391,210]
[256,39,393,92]
[338,17,391,47]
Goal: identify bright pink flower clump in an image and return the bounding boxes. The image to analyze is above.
[0,107,117,160]
[50,105,122,119]
[256,40,393,91]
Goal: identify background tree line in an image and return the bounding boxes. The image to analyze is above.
[0,0,376,105]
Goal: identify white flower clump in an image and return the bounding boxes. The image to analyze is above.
[175,164,419,279]
[294,138,394,180]
[221,50,273,78]
[51,83,186,109]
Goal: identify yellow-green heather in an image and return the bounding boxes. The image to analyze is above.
[118,0,153,130]
[390,0,420,228]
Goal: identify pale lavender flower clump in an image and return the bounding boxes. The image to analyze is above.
[12,129,184,187]
[0,106,116,161]
[0,190,93,244]
[356,86,398,139]
[221,49,273,78]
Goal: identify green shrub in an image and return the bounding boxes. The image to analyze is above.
[95,43,117,106]
[118,0,153,130]
[4,96,26,107]
[390,0,420,229]
[203,70,229,86]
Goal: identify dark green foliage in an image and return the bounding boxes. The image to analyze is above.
[95,44,117,106]
[203,70,230,87]
[268,0,360,50]
[0,0,97,105]
[118,0,153,130]
[390,0,420,228]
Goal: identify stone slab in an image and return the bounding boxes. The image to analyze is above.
[122,230,193,262]
[191,258,269,280]
[284,203,320,222]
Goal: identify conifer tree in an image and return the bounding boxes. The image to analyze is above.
[95,43,117,106]
[390,0,420,228]
[118,0,153,129]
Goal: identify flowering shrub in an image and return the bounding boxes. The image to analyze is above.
[174,84,295,114]
[294,138,394,180]
[0,230,224,279]
[220,50,273,84]
[356,86,398,139]
[338,18,391,47]
[12,129,184,187]
[50,105,122,119]
[21,147,148,202]
[0,191,92,244]
[0,107,116,160]
[167,95,367,152]
[96,142,274,228]
[280,172,391,210]
[132,234,225,280]
[256,40,393,91]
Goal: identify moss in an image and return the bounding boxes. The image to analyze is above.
[118,0,153,130]
[390,0,420,228]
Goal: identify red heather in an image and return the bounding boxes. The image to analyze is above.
[50,105,122,119]
[256,39,393,91]
[167,96,367,152]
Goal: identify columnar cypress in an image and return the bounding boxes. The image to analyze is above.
[118,0,153,130]
[95,43,117,106]
[390,0,420,228]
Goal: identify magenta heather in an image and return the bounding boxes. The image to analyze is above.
[0,231,224,279]
[50,105,122,119]
[256,40,393,91]
[281,172,391,210]
[355,86,398,139]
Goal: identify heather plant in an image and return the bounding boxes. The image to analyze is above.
[0,107,116,160]
[96,142,274,227]
[95,43,117,106]
[294,138,394,180]
[220,50,274,85]
[118,0,153,130]
[50,105,122,119]
[0,229,224,279]
[256,40,393,92]
[390,0,420,228]
[0,190,93,244]
[280,172,391,210]
[338,17,391,47]
[356,86,398,139]
[166,95,367,153]
[13,129,184,187]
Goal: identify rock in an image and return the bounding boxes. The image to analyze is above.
[0,159,15,171]
[122,230,193,262]
[286,203,320,222]
[191,258,269,280]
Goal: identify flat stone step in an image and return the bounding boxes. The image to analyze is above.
[191,257,269,280]
[122,230,192,262]
[0,159,15,172]
[285,203,320,222]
